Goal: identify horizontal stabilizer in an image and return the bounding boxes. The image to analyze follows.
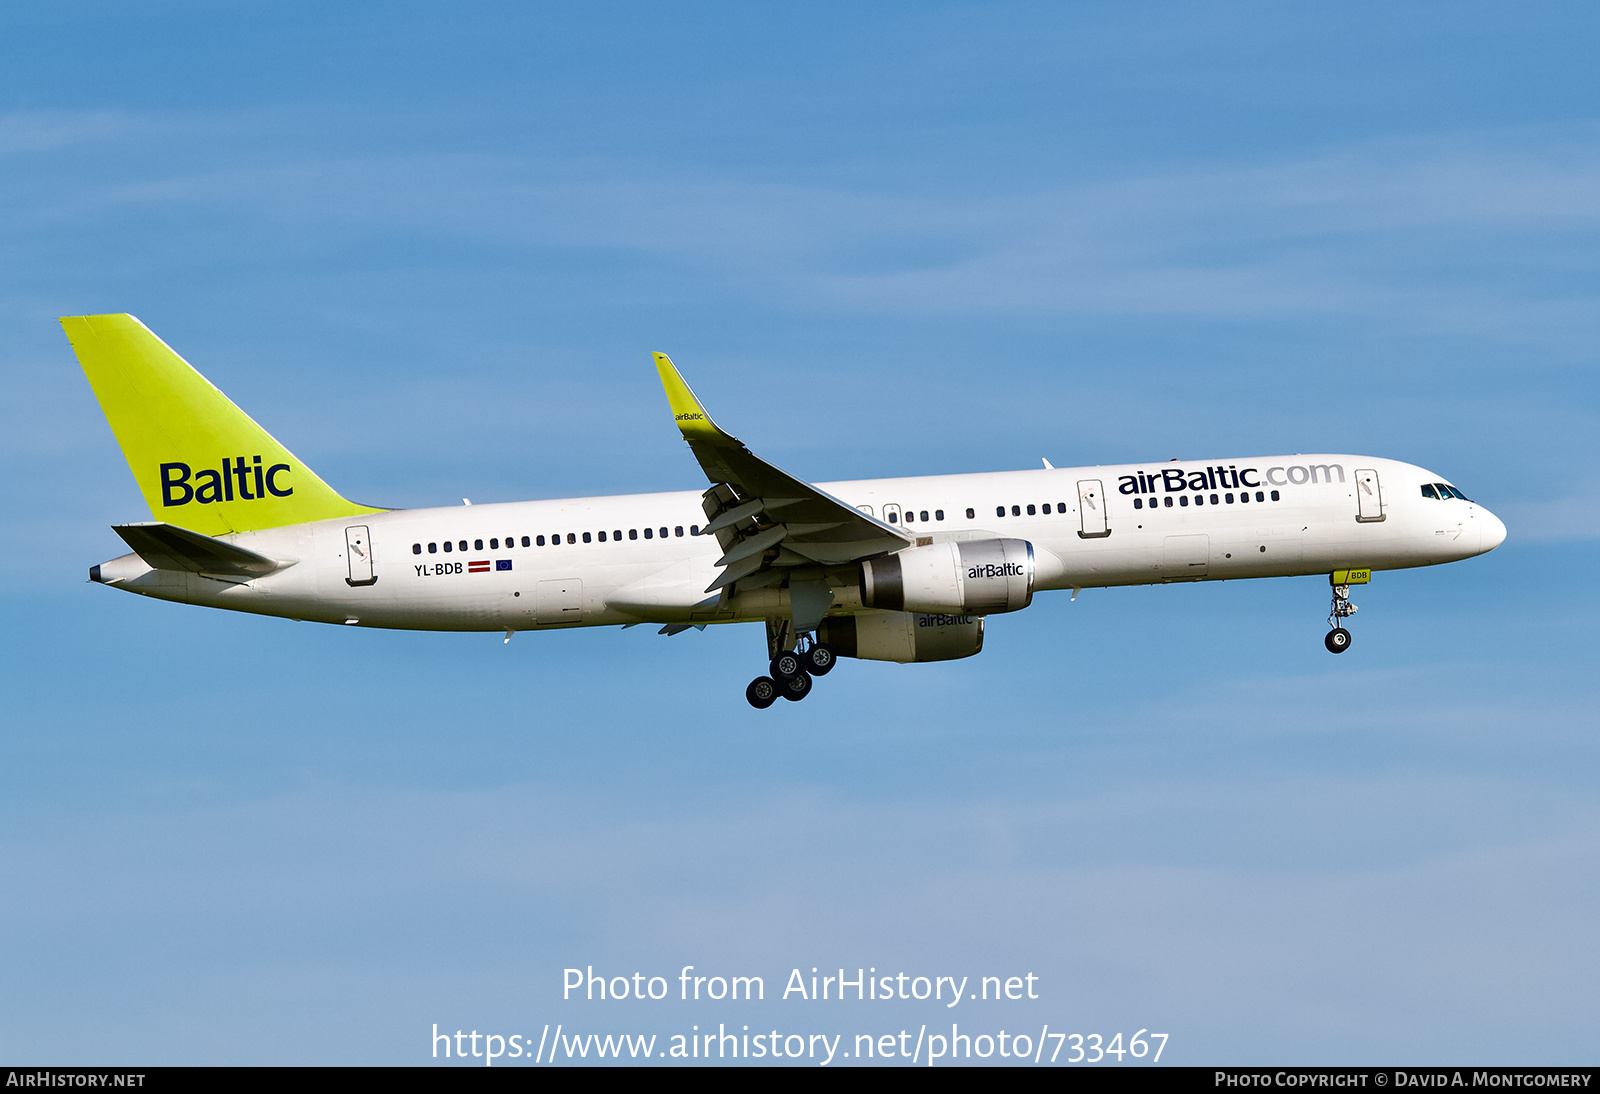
[112,522,288,579]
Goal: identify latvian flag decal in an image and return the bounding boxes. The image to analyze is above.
[469,559,513,574]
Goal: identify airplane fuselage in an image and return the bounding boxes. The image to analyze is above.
[93,453,1506,634]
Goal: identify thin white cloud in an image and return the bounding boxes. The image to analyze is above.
[0,109,137,154]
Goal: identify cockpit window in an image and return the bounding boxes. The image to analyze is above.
[1421,484,1439,499]
[1437,483,1471,501]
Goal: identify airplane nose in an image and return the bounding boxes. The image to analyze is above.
[1478,508,1507,553]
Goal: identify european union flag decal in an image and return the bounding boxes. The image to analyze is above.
[496,559,513,571]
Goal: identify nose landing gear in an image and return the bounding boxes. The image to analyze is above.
[1325,582,1357,654]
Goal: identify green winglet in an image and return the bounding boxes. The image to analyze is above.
[653,352,727,442]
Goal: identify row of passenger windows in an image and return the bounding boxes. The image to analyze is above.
[412,525,699,555]
[893,496,1281,521]
[411,488,1292,554]
[1421,483,1470,501]
[1133,491,1279,509]
[885,503,1083,521]
[887,503,1080,520]
[995,502,1070,517]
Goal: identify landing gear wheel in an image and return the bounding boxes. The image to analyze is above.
[805,643,836,676]
[746,676,778,709]
[780,670,813,701]
[1325,628,1352,654]
[770,651,803,681]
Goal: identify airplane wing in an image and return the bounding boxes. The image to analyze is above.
[653,353,913,604]
[112,522,290,580]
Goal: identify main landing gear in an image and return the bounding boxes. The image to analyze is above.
[1325,583,1357,654]
[746,632,835,709]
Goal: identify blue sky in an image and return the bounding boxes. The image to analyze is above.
[2,1,1597,1065]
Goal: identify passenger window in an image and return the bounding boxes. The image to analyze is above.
[630,529,638,540]
[459,540,468,552]
[474,539,483,551]
[522,536,531,547]
[1225,493,1234,504]
[1255,491,1265,502]
[1180,495,1189,507]
[916,510,926,522]
[536,535,545,546]
[1041,503,1051,514]
[443,541,453,552]
[598,531,607,542]
[675,526,684,537]
[889,512,898,523]
[490,538,499,550]
[935,510,944,521]
[1210,494,1219,504]
[1164,497,1173,508]
[1270,490,1280,501]
[1026,504,1036,515]
[583,532,592,543]
[1134,498,1143,509]
[644,528,653,539]
[428,542,438,553]
[1011,505,1020,516]
[1421,484,1439,499]
[1058,501,1068,511]
[996,506,1005,517]
[1195,495,1204,506]
[412,543,421,554]
[966,508,975,519]
[566,533,575,544]
[660,527,668,538]
[690,525,699,535]
[614,530,622,540]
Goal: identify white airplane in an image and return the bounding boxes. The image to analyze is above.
[67,314,1507,708]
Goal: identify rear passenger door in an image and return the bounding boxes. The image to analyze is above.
[344,526,376,586]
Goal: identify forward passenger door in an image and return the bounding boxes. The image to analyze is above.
[1355,469,1385,522]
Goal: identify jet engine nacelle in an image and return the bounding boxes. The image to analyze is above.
[817,611,984,664]
[859,538,1034,615]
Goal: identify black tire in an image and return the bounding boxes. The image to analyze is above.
[746,676,778,709]
[780,670,813,701]
[1325,628,1352,654]
[770,651,803,680]
[806,643,836,676]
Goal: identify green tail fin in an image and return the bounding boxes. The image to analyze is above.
[62,314,383,535]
